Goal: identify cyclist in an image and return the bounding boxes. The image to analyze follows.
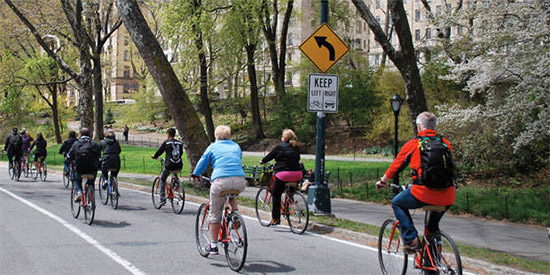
[376,112,455,251]
[151,128,183,207]
[260,129,302,226]
[191,125,246,255]
[68,128,101,202]
[4,128,23,170]
[21,130,34,164]
[59,131,78,176]
[30,132,47,169]
[99,129,121,189]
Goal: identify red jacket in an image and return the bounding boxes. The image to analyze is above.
[385,129,455,206]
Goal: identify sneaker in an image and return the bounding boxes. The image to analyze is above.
[403,237,420,253]
[102,183,107,190]
[74,192,82,203]
[268,218,280,227]
[230,214,241,230]
[159,199,166,207]
[205,243,219,255]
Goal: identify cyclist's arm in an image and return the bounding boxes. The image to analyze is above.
[260,144,279,164]
[192,146,213,176]
[59,141,66,155]
[383,139,417,181]
[152,141,166,159]
[4,136,9,151]
[29,141,35,151]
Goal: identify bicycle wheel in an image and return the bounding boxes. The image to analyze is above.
[98,176,108,205]
[171,179,185,214]
[40,162,47,181]
[8,163,12,179]
[426,232,462,275]
[110,177,119,210]
[23,160,29,177]
[71,184,80,218]
[195,203,211,257]
[83,183,95,225]
[378,219,407,275]
[33,163,38,180]
[14,160,21,181]
[224,212,247,271]
[63,168,70,188]
[254,186,272,226]
[285,191,309,234]
[151,177,162,209]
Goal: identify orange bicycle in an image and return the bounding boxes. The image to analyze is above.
[254,167,309,234]
[378,183,462,275]
[151,159,185,214]
[195,177,247,271]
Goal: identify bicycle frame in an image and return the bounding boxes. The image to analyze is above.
[199,200,243,245]
[260,184,300,216]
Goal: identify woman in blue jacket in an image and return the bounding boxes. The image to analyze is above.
[192,125,246,255]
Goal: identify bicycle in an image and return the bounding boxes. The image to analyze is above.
[62,160,74,188]
[254,166,309,234]
[98,169,119,210]
[21,153,30,177]
[195,177,247,271]
[9,156,22,182]
[151,159,185,214]
[378,183,462,275]
[31,156,47,181]
[70,174,96,225]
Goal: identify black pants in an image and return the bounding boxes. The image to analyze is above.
[272,177,288,220]
[7,150,22,167]
[101,166,120,180]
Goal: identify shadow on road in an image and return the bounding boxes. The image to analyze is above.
[116,205,147,211]
[93,220,131,228]
[242,260,296,273]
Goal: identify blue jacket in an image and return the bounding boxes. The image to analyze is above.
[193,140,245,181]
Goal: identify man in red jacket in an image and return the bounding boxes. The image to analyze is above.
[376,112,455,251]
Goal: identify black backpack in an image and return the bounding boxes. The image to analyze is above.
[75,139,96,173]
[10,134,22,150]
[415,135,454,189]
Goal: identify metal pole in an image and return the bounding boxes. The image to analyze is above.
[308,0,332,215]
[393,114,400,186]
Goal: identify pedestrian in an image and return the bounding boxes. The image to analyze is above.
[260,129,302,226]
[301,168,315,193]
[123,124,129,143]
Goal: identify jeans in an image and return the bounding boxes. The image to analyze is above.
[159,166,177,201]
[392,188,447,244]
[73,171,97,194]
[63,159,70,174]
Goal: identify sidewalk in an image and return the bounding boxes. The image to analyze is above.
[117,171,550,262]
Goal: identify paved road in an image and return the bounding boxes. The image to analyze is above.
[0,166,417,274]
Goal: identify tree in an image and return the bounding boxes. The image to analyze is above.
[257,0,294,99]
[115,0,209,169]
[4,0,95,136]
[351,0,428,134]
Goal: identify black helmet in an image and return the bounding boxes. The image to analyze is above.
[12,127,18,133]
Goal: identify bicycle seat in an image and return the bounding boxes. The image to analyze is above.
[170,170,181,174]
[422,205,446,212]
[285,182,298,188]
[107,168,117,172]
[220,189,240,197]
[81,174,95,179]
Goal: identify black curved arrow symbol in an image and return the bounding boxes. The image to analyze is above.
[314,36,335,61]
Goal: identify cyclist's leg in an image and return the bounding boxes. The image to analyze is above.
[391,188,425,245]
[159,166,170,201]
[7,150,13,167]
[226,176,246,212]
[101,164,108,188]
[208,179,225,242]
[426,206,450,234]
[271,177,286,220]
[63,158,69,173]
[74,171,83,193]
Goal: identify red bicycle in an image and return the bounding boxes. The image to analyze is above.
[151,159,185,214]
[195,177,248,271]
[378,184,462,275]
[254,167,309,234]
[70,174,96,225]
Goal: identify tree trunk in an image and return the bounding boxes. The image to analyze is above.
[115,0,209,170]
[92,56,104,140]
[198,48,215,142]
[245,44,265,139]
[78,44,94,137]
[51,84,63,144]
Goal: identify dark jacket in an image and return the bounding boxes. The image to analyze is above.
[59,137,77,157]
[4,133,23,154]
[261,141,301,173]
[22,135,34,152]
[68,136,101,173]
[100,137,121,168]
[153,139,183,170]
[30,138,47,157]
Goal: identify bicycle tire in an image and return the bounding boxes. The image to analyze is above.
[254,186,272,227]
[33,162,38,180]
[151,177,162,209]
[224,212,247,271]
[99,176,108,205]
[63,168,70,188]
[14,160,21,181]
[378,219,407,275]
[426,232,462,275]
[8,164,12,179]
[84,183,95,225]
[40,162,47,181]
[171,179,185,214]
[71,184,80,218]
[285,191,309,234]
[195,203,211,257]
[110,177,119,210]
[23,159,29,177]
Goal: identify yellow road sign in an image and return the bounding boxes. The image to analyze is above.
[299,23,349,73]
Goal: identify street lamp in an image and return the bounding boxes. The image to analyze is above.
[390,93,403,186]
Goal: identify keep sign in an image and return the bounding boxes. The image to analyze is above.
[308,74,339,113]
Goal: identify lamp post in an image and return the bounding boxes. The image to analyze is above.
[390,94,402,186]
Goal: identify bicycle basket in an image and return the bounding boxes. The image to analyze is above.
[259,171,273,186]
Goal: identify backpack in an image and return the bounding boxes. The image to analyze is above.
[10,134,22,149]
[75,139,96,173]
[415,135,454,189]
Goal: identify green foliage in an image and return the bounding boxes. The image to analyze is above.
[117,87,167,125]
[104,108,115,124]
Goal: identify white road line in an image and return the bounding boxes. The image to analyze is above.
[0,186,145,275]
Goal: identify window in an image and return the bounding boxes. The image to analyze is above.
[426,28,431,39]
[356,20,361,32]
[123,83,130,93]
[415,10,421,21]
[131,83,139,91]
[457,25,463,35]
[288,52,293,61]
[415,29,421,41]
[364,22,367,31]
[123,66,130,78]
[403,0,407,3]
[288,33,293,46]
[446,4,452,10]
[363,40,366,50]
[376,16,381,24]
[376,0,381,9]
[123,50,129,61]
[436,5,441,16]
[124,36,129,46]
